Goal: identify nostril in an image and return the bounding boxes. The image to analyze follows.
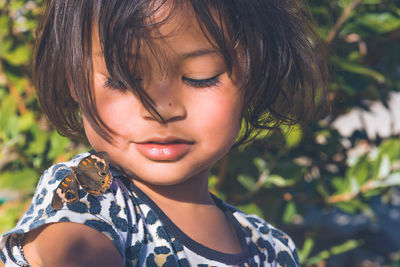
[140,100,186,123]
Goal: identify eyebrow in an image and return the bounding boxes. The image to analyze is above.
[93,48,220,59]
[179,48,220,59]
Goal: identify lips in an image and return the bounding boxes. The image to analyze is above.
[135,137,193,161]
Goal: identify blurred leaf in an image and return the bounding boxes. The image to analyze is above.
[0,37,12,57]
[264,174,296,188]
[357,13,400,33]
[253,157,268,173]
[0,200,29,233]
[236,202,263,218]
[9,0,25,11]
[6,114,19,139]
[0,95,17,134]
[331,239,362,255]
[391,250,400,267]
[347,154,369,187]
[208,175,218,190]
[306,240,362,265]
[48,130,70,160]
[0,168,38,191]
[316,182,330,198]
[376,155,391,179]
[298,238,315,263]
[333,57,385,84]
[372,172,400,188]
[282,201,297,224]
[378,139,400,162]
[0,16,9,38]
[336,201,358,214]
[25,125,49,156]
[307,250,330,265]
[3,44,31,66]
[361,0,382,4]
[238,174,257,192]
[17,112,35,131]
[331,176,346,193]
[282,124,303,148]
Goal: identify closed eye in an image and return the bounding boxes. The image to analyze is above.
[103,77,143,90]
[103,74,222,89]
[182,73,222,88]
[103,77,127,90]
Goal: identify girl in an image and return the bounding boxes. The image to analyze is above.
[1,0,326,266]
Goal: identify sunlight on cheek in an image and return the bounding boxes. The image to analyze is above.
[198,99,242,144]
[93,89,138,130]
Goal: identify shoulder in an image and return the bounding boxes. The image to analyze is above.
[23,222,123,267]
[2,152,91,235]
[1,152,131,266]
[30,152,91,209]
[224,202,300,266]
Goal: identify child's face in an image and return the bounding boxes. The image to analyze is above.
[83,8,243,186]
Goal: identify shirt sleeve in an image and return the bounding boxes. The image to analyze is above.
[269,225,301,266]
[0,153,129,266]
[232,206,301,267]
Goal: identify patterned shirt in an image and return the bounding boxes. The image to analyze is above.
[0,152,300,266]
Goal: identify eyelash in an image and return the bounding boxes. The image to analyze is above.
[103,78,127,90]
[182,74,222,88]
[102,74,222,90]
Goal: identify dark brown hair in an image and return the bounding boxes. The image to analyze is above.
[34,0,327,145]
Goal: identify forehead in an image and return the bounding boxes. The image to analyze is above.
[92,3,218,61]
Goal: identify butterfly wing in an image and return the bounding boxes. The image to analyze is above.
[75,152,113,195]
[51,171,80,210]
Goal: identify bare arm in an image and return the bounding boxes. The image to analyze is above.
[22,222,123,267]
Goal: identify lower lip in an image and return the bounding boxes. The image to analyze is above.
[136,143,191,161]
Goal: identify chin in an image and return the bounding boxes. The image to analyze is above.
[132,173,192,186]
[132,163,209,186]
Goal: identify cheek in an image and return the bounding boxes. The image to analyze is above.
[193,91,243,145]
[94,92,140,133]
[82,110,125,151]
[82,116,108,149]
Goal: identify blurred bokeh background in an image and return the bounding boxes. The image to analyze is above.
[0,0,399,266]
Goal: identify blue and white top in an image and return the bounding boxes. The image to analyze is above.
[0,152,300,266]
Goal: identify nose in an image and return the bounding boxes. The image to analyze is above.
[139,81,186,123]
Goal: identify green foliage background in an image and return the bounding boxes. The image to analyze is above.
[0,0,399,266]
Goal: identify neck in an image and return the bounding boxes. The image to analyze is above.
[131,168,214,207]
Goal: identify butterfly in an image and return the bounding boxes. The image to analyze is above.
[51,152,113,210]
